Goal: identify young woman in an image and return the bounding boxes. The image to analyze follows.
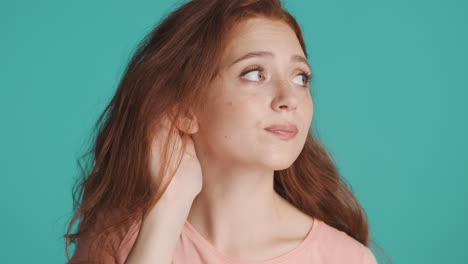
[65,0,384,263]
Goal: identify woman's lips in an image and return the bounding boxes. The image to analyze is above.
[264,123,298,140]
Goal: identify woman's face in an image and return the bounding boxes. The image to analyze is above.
[193,17,313,170]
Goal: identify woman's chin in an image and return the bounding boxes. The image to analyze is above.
[262,156,297,171]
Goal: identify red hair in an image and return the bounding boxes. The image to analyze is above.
[64,0,390,263]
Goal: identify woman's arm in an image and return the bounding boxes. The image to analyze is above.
[70,117,201,264]
[68,194,195,264]
[123,194,195,264]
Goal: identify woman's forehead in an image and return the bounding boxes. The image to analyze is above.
[221,18,303,66]
[225,18,292,48]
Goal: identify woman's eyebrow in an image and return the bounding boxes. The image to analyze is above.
[229,50,310,70]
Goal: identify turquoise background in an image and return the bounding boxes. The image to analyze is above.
[1,0,466,263]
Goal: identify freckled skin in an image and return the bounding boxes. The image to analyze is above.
[191,17,313,171]
[183,17,316,255]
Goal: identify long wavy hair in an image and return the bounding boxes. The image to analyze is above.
[64,0,390,263]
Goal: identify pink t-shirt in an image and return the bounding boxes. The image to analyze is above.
[70,218,378,264]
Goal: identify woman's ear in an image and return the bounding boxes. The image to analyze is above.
[173,109,199,135]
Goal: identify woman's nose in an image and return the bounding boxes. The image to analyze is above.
[270,78,298,112]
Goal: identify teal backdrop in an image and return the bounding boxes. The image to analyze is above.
[1,0,466,263]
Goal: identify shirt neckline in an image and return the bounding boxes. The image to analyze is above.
[182,217,321,264]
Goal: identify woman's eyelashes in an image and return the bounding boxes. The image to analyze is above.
[240,65,312,87]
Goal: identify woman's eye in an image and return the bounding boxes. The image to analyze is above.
[293,73,309,86]
[242,70,264,81]
[241,67,310,87]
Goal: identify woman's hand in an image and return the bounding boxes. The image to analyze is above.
[149,114,203,203]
